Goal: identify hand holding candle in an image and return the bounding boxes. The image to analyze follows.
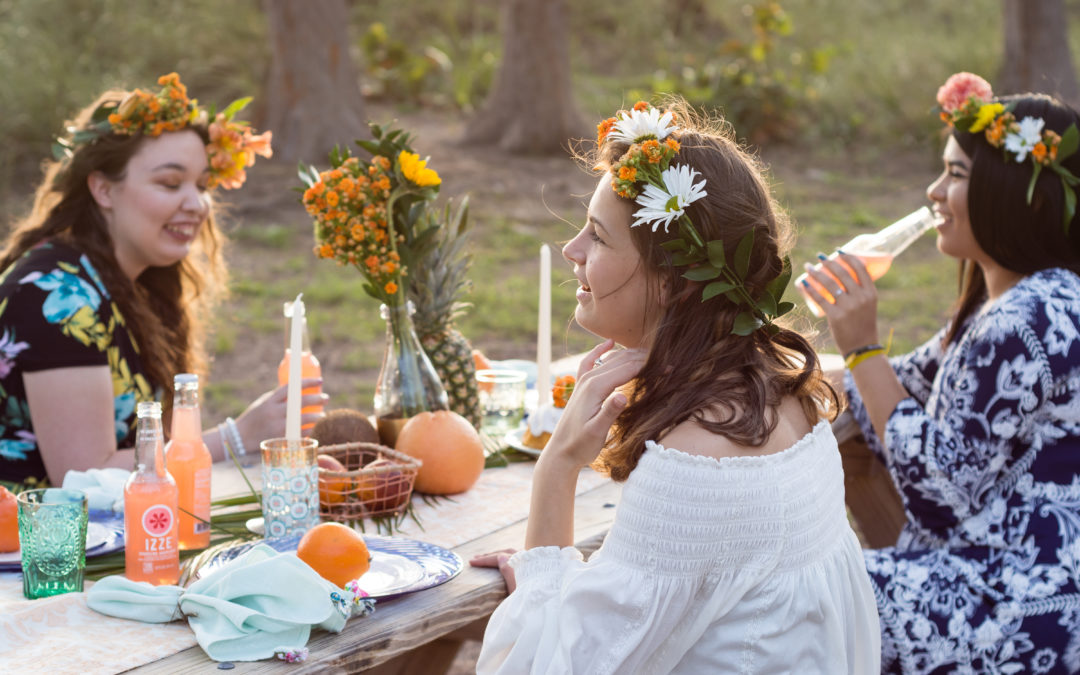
[285,293,304,441]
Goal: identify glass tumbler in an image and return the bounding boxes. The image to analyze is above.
[476,369,528,437]
[260,437,320,540]
[17,488,89,599]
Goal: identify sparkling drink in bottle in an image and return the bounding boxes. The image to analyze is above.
[797,206,936,316]
[124,402,180,585]
[277,300,322,431]
[165,373,212,550]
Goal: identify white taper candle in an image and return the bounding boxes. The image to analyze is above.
[285,293,304,441]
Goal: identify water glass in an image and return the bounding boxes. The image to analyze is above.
[261,437,320,540]
[17,488,88,599]
[477,369,528,436]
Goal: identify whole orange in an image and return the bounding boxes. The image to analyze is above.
[395,410,485,495]
[296,522,370,588]
[0,486,18,553]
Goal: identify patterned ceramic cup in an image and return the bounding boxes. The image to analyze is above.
[17,488,88,599]
[260,437,320,540]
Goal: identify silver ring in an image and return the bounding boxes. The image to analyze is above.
[834,288,845,297]
[594,358,604,367]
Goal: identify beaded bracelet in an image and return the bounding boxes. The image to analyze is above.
[222,417,247,457]
[845,347,887,370]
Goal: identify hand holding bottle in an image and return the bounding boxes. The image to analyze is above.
[800,252,881,356]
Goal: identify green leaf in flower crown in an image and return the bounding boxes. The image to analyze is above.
[776,301,796,317]
[1064,176,1076,234]
[219,97,252,122]
[732,312,763,335]
[764,256,793,301]
[1057,125,1079,162]
[671,251,699,266]
[756,293,777,317]
[1027,163,1042,205]
[735,230,755,278]
[706,240,727,269]
[683,265,721,281]
[661,239,688,252]
[702,280,736,301]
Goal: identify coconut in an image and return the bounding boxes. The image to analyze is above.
[311,408,379,449]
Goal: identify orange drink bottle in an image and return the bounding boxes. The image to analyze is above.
[124,402,180,585]
[165,374,211,551]
[277,300,322,431]
[797,206,936,316]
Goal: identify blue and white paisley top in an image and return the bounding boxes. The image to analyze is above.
[847,267,1080,674]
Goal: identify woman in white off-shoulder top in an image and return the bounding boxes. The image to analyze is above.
[470,98,880,674]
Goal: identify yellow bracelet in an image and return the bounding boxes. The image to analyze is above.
[845,348,886,370]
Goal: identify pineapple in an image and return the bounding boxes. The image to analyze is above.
[409,197,482,428]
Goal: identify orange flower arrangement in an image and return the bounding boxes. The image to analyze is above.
[552,375,575,408]
[300,124,442,305]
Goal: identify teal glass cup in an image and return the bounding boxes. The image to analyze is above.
[17,488,89,599]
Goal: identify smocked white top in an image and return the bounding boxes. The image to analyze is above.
[477,420,881,674]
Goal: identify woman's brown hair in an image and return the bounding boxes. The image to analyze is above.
[587,99,838,482]
[0,89,228,408]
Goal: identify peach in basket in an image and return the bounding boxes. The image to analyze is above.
[316,442,421,522]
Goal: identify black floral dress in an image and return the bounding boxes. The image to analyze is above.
[0,241,154,486]
[847,268,1080,673]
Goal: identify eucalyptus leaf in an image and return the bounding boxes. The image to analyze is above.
[1027,163,1043,204]
[683,266,721,281]
[735,230,755,278]
[1057,124,1079,161]
[702,280,736,301]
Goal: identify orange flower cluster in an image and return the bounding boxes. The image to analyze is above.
[610,137,681,198]
[107,73,195,136]
[552,375,576,409]
[304,155,404,299]
[207,113,273,189]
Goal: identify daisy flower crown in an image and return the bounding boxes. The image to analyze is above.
[52,72,273,190]
[936,72,1079,232]
[596,102,793,335]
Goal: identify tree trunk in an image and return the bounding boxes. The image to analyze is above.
[262,0,366,162]
[463,0,586,155]
[1000,0,1080,106]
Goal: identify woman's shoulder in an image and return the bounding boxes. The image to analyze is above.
[654,399,818,463]
[0,241,90,285]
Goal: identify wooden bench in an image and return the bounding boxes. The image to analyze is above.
[833,409,906,548]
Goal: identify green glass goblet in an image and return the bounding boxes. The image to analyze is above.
[17,488,88,599]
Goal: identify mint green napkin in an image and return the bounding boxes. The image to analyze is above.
[86,544,353,662]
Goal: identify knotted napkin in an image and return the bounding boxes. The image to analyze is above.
[85,544,369,662]
[62,467,128,513]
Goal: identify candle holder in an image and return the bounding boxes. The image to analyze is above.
[260,437,320,540]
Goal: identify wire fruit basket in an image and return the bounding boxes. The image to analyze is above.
[316,442,421,522]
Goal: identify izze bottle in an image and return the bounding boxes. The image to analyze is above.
[165,374,211,550]
[124,402,180,585]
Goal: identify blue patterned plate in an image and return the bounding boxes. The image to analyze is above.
[196,532,463,599]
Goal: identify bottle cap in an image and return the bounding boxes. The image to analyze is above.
[137,401,162,417]
[173,373,199,386]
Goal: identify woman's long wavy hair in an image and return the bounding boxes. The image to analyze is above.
[945,94,1080,346]
[588,100,839,482]
[0,89,228,409]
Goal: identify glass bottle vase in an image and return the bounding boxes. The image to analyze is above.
[374,301,448,446]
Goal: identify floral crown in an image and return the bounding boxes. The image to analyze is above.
[52,72,272,190]
[596,102,793,335]
[936,72,1079,232]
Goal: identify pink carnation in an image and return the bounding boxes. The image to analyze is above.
[937,72,993,113]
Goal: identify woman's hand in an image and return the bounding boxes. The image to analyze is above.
[234,378,328,448]
[801,253,881,355]
[469,549,517,593]
[543,339,647,469]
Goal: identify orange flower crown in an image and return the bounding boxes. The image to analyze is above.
[552,375,575,408]
[936,72,1079,231]
[52,73,272,190]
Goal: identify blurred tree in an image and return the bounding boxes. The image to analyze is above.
[463,0,585,154]
[1000,0,1079,105]
[262,0,366,161]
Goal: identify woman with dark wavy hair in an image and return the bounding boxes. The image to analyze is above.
[472,99,879,674]
[805,72,1080,672]
[0,74,325,487]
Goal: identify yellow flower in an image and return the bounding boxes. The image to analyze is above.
[970,103,1005,133]
[397,150,442,187]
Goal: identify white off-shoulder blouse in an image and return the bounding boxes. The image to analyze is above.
[477,420,881,674]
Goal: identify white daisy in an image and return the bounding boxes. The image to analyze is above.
[1004,116,1045,162]
[609,107,677,144]
[631,164,707,232]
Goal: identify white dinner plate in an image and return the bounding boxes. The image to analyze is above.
[503,426,542,457]
[0,520,113,566]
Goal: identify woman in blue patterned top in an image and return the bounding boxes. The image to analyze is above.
[0,74,326,487]
[803,73,1080,672]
